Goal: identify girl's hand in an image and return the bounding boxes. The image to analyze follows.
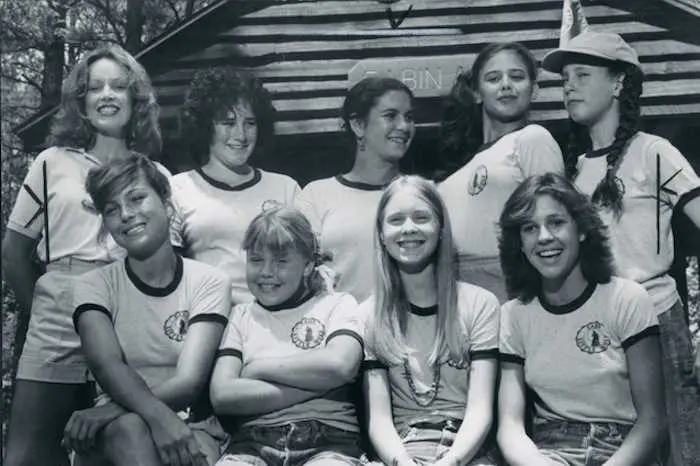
[146,407,208,466]
[63,403,125,453]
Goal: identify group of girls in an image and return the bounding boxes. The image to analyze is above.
[2,27,699,466]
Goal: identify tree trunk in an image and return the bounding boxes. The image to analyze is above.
[125,0,144,54]
[40,6,67,109]
[186,0,196,18]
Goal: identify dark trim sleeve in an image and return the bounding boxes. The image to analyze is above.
[470,348,499,361]
[73,303,112,334]
[361,359,387,371]
[326,329,364,353]
[189,313,228,326]
[675,186,700,213]
[622,325,660,350]
[215,348,242,360]
[499,353,525,365]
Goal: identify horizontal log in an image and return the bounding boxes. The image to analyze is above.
[222,5,631,36]
[241,0,561,19]
[176,22,667,61]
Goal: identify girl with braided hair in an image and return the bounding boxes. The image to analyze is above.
[542,30,700,465]
[437,42,564,303]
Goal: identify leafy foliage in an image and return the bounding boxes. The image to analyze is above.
[1,0,216,443]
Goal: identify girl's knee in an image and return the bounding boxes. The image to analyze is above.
[103,413,150,444]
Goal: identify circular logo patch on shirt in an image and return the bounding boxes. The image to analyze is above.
[468,165,488,196]
[163,310,190,342]
[290,317,326,349]
[575,321,611,354]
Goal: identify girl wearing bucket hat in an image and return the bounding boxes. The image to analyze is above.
[542,30,700,466]
[437,42,564,304]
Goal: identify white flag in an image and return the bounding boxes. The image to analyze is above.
[560,0,590,47]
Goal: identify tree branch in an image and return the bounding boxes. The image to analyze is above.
[85,0,125,45]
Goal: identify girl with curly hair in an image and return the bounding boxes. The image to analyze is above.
[2,44,163,466]
[296,77,415,302]
[542,31,700,464]
[497,173,666,465]
[362,176,499,466]
[437,42,564,304]
[171,67,300,305]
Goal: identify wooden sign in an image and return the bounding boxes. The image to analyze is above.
[348,55,476,98]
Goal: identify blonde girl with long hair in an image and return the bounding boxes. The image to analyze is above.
[363,176,499,466]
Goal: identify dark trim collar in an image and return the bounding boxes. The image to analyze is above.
[335,175,388,191]
[196,167,262,191]
[125,254,184,297]
[409,302,438,316]
[256,283,314,312]
[474,123,527,155]
[539,281,596,315]
[584,146,614,159]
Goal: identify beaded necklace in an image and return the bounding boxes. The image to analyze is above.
[402,359,441,407]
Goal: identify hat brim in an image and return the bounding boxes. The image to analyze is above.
[542,49,637,74]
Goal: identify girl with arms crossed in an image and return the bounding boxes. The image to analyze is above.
[171,67,300,305]
[438,42,564,303]
[542,31,700,464]
[297,77,415,302]
[66,153,231,465]
[2,44,162,466]
[497,173,666,465]
[363,176,499,466]
[211,205,365,465]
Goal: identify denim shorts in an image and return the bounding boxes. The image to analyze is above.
[216,419,363,466]
[366,419,495,466]
[657,300,700,465]
[533,419,662,466]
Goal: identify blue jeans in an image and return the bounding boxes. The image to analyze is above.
[394,420,495,465]
[533,420,661,466]
[216,420,362,466]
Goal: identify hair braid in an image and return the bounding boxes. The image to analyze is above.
[565,120,590,180]
[590,65,643,216]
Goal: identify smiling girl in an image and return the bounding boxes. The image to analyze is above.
[65,153,231,466]
[2,44,163,466]
[438,42,564,303]
[171,67,300,305]
[297,77,415,302]
[542,31,700,464]
[497,173,666,466]
[211,205,365,466]
[362,176,499,466]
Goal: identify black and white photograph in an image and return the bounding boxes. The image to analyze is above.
[2,0,700,465]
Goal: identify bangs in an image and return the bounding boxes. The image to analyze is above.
[243,216,298,256]
[92,167,141,213]
[503,195,536,229]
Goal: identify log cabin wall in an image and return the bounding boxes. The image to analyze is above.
[16,0,700,186]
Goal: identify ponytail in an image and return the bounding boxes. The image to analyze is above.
[436,71,483,182]
[308,249,336,294]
